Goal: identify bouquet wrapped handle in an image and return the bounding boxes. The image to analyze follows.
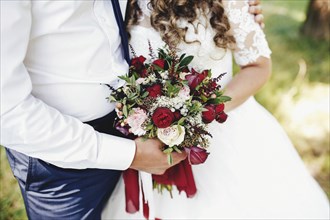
[123,158,196,219]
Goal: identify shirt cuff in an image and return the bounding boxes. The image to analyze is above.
[95,132,136,170]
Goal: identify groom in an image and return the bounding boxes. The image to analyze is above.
[0,0,264,219]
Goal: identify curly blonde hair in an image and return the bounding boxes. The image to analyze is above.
[125,0,235,48]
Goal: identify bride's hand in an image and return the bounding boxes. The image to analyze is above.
[248,0,265,28]
[130,137,187,175]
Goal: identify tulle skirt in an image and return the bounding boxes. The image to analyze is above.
[102,97,329,219]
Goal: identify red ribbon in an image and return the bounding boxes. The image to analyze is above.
[122,158,197,219]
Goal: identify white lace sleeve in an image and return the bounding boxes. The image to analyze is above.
[224,0,271,66]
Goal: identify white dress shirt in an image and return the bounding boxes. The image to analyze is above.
[0,0,136,170]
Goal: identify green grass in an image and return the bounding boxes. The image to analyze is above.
[258,0,329,111]
[1,1,329,219]
[0,148,27,220]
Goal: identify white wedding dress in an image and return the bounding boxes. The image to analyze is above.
[102,0,330,219]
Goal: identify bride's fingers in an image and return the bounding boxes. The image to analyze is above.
[255,14,265,28]
[249,5,263,15]
[248,0,261,6]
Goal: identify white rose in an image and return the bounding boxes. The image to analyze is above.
[157,125,185,146]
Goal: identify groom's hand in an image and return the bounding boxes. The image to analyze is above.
[130,138,187,175]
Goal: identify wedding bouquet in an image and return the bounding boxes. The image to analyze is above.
[108,45,231,165]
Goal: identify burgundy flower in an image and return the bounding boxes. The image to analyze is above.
[152,107,175,128]
[185,146,209,165]
[214,103,225,114]
[173,111,182,121]
[202,105,216,123]
[114,121,136,140]
[209,81,218,90]
[153,59,166,69]
[181,67,190,73]
[146,84,162,98]
[131,56,148,77]
[185,68,208,90]
[216,112,228,123]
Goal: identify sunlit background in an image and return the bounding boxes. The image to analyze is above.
[0,0,329,219]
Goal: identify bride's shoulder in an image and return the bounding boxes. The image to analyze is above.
[137,0,152,17]
[222,0,250,11]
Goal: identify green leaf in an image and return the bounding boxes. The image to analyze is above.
[177,117,186,125]
[141,91,149,98]
[208,70,212,78]
[201,94,208,102]
[163,147,173,154]
[179,53,186,61]
[153,65,164,71]
[167,153,173,165]
[123,105,128,117]
[173,146,182,153]
[107,96,117,102]
[179,55,194,67]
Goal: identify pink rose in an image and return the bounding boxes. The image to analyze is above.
[126,108,148,136]
[178,85,190,101]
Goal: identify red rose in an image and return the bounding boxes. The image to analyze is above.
[153,59,166,69]
[214,103,225,114]
[202,105,216,123]
[185,68,208,90]
[216,112,228,123]
[152,107,175,128]
[146,84,162,98]
[131,56,148,77]
[185,146,209,165]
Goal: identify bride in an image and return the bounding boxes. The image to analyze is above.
[103,0,330,219]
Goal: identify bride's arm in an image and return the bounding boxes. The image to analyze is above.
[224,57,271,112]
[222,0,272,112]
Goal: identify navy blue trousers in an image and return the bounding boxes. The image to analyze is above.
[6,111,125,219]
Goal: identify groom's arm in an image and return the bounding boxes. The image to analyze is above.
[0,1,135,170]
[1,1,185,174]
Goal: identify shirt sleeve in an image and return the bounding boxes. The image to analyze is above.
[224,0,272,66]
[0,1,136,170]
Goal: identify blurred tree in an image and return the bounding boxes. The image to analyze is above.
[301,0,329,40]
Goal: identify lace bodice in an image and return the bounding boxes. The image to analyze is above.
[129,0,271,87]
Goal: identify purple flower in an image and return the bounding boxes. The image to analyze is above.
[185,146,209,165]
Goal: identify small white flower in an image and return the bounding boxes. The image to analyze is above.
[136,78,146,85]
[123,86,130,94]
[178,85,191,101]
[179,72,190,80]
[157,125,185,146]
[160,71,169,79]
